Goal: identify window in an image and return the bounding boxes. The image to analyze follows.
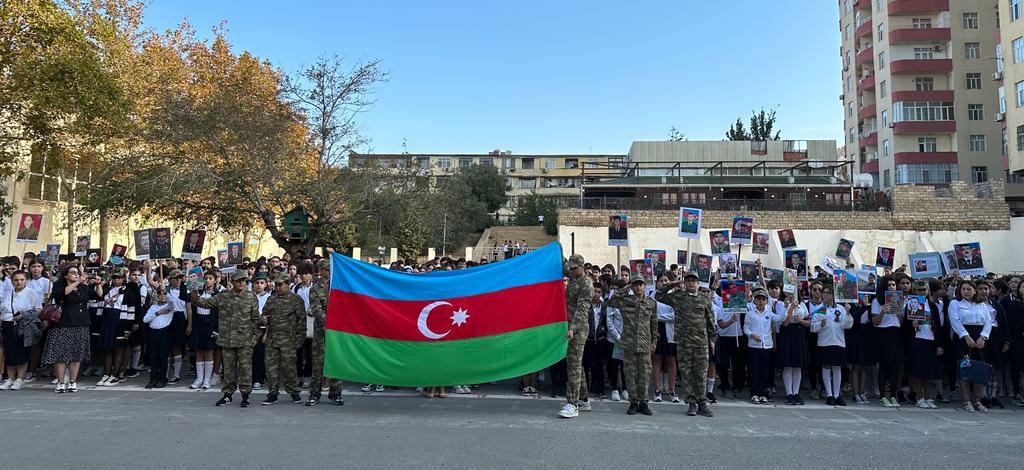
[913,47,933,60]
[1003,128,1010,156]
[1013,0,1022,22]
[681,192,706,204]
[1016,81,1024,107]
[848,103,854,117]
[896,163,958,184]
[846,51,851,67]
[883,139,890,157]
[660,193,678,206]
[883,169,891,188]
[1018,125,1024,151]
[418,158,430,170]
[786,192,807,205]
[849,128,856,143]
[503,158,514,168]
[997,44,1005,73]
[544,159,556,170]
[965,42,980,59]
[519,178,537,189]
[969,135,986,152]
[1015,37,1024,63]
[564,159,579,169]
[878,51,886,69]
[880,80,887,97]
[966,73,982,90]
[914,77,934,91]
[845,24,851,41]
[877,23,885,42]
[479,157,493,166]
[971,166,988,183]
[918,137,937,152]
[438,157,451,169]
[1000,86,1007,113]
[521,158,534,170]
[458,157,473,168]
[912,18,932,29]
[882,110,889,127]
[968,104,984,120]
[893,101,955,121]
[963,12,979,29]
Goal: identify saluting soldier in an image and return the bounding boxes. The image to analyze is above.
[656,272,718,417]
[559,254,593,419]
[191,270,260,408]
[260,273,307,405]
[307,258,344,406]
[606,273,659,416]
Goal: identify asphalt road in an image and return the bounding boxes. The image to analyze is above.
[1,383,1021,469]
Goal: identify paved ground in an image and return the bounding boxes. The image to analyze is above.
[2,379,1022,469]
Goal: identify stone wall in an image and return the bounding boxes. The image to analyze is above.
[559,181,1010,231]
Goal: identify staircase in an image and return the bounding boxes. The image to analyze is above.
[474,226,557,261]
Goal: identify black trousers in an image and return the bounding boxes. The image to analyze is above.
[549,358,567,389]
[252,339,266,384]
[716,335,747,391]
[747,348,773,398]
[147,327,170,382]
[607,357,626,390]
[295,338,312,378]
[583,340,608,395]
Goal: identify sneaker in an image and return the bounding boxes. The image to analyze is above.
[331,395,344,406]
[375,384,384,392]
[620,391,629,401]
[1013,394,1024,407]
[794,395,805,405]
[240,395,250,408]
[578,400,592,412]
[686,403,698,416]
[751,396,761,404]
[54,382,66,393]
[670,392,680,403]
[125,368,139,378]
[252,382,262,390]
[51,377,59,385]
[558,403,579,418]
[759,396,769,404]
[653,391,662,402]
[528,386,538,396]
[610,390,621,402]
[706,392,718,404]
[168,377,181,384]
[201,380,211,390]
[11,378,24,390]
[0,379,12,390]
[215,394,232,406]
[521,386,531,396]
[361,384,373,393]
[697,403,714,417]
[261,395,278,405]
[916,398,930,409]
[835,397,847,407]
[892,398,901,408]
[974,401,988,412]
[785,395,796,406]
[926,399,937,409]
[626,403,638,415]
[155,380,167,388]
[291,393,303,404]
[826,397,836,406]
[209,375,221,387]
[145,380,157,389]
[105,376,120,386]
[638,402,653,416]
[963,401,976,412]
[97,375,111,387]
[190,377,204,389]
[880,397,894,407]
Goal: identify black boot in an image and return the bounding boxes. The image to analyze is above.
[686,403,698,416]
[215,393,232,407]
[638,402,653,416]
[240,393,250,408]
[697,403,714,417]
[626,402,638,415]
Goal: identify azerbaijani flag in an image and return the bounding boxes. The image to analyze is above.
[324,242,567,386]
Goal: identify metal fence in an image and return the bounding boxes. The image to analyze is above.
[555,196,888,212]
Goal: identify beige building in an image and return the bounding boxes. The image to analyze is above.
[349,151,623,219]
[997,0,1024,184]
[839,0,1024,208]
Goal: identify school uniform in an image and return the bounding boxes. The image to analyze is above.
[653,300,676,357]
[1,288,43,367]
[293,283,313,379]
[1001,295,1024,397]
[143,302,173,383]
[251,291,271,386]
[871,298,905,368]
[167,287,188,349]
[188,289,219,351]
[810,305,854,367]
[903,301,945,381]
[715,299,746,392]
[776,304,810,369]
[743,304,780,398]
[948,299,993,363]
[846,303,877,366]
[981,301,1009,370]
[98,286,128,349]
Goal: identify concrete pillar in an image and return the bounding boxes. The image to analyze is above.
[427,248,436,260]
[351,247,361,262]
[390,247,398,264]
[465,247,473,261]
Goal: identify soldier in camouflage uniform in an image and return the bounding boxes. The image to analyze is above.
[259,273,307,405]
[307,258,343,406]
[559,254,593,419]
[606,273,659,416]
[655,272,717,417]
[191,270,261,408]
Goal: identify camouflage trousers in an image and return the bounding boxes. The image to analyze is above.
[266,345,299,397]
[566,330,589,404]
[222,345,254,396]
[623,350,652,404]
[310,326,342,398]
[677,346,708,405]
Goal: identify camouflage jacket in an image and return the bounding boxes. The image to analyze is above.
[655,285,717,349]
[262,292,306,350]
[192,290,260,348]
[564,275,593,335]
[606,288,659,353]
[308,279,329,329]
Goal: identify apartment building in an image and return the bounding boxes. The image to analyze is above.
[998,0,1024,186]
[839,0,1007,192]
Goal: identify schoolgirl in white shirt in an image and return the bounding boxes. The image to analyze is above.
[948,281,993,412]
[810,286,853,406]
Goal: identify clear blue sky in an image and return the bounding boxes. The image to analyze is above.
[143,1,843,155]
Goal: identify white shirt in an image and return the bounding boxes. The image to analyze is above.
[294,283,313,338]
[653,300,675,343]
[871,298,902,328]
[810,305,853,347]
[255,291,271,315]
[913,301,940,341]
[143,303,173,329]
[716,302,741,337]
[167,287,186,313]
[0,277,11,298]
[743,305,780,349]
[1,287,43,322]
[948,299,993,340]
[27,276,52,298]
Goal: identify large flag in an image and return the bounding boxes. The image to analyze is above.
[324,242,567,386]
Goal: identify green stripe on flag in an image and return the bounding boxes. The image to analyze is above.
[324,322,567,387]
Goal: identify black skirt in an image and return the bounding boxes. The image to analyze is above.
[654,322,677,357]
[955,324,986,362]
[97,308,127,349]
[906,337,944,380]
[189,314,217,351]
[848,321,878,366]
[776,324,809,368]
[2,320,28,367]
[817,345,846,367]
[875,326,905,368]
[170,311,188,348]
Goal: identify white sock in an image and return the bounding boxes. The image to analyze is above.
[194,361,205,381]
[173,355,183,379]
[822,367,834,398]
[130,347,142,369]
[706,378,715,394]
[783,368,793,395]
[831,367,842,398]
[202,361,213,383]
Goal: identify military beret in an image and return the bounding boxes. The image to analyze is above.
[229,270,248,281]
[567,254,585,268]
[274,273,291,284]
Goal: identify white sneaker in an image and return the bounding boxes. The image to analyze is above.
[578,400,592,412]
[24,372,35,382]
[610,390,621,401]
[96,375,110,387]
[252,382,262,390]
[11,378,24,390]
[361,384,373,393]
[190,377,204,389]
[926,399,938,409]
[201,379,211,390]
[0,379,12,390]
[54,382,66,393]
[375,384,384,392]
[457,385,471,394]
[621,390,629,401]
[916,398,929,409]
[67,382,78,393]
[670,392,680,403]
[558,403,579,418]
[51,377,59,385]
[453,385,465,394]
[653,391,662,402]
[209,375,221,387]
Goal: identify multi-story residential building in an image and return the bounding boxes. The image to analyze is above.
[997,0,1024,211]
[348,150,623,219]
[839,0,1014,199]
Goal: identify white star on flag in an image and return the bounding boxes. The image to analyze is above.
[450,308,470,326]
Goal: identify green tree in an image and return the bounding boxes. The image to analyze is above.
[726,107,781,141]
[667,126,686,141]
[513,192,558,235]
[725,118,750,141]
[448,164,507,214]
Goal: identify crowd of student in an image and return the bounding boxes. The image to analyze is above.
[1,250,1022,415]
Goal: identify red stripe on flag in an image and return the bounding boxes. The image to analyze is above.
[326,280,566,342]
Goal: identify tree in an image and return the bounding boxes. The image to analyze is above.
[726,107,781,141]
[513,192,558,235]
[667,126,686,142]
[448,164,507,214]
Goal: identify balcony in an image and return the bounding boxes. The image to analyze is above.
[892,121,956,134]
[890,58,953,74]
[856,47,875,67]
[891,89,954,101]
[889,27,950,44]
[858,104,877,120]
[857,75,876,92]
[859,130,878,147]
[856,20,873,39]
[888,0,949,16]
[894,152,958,164]
[862,159,880,173]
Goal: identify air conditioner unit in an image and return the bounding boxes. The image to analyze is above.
[839,94,845,101]
[995,112,1006,122]
[993,71,1004,81]
[932,45,944,52]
